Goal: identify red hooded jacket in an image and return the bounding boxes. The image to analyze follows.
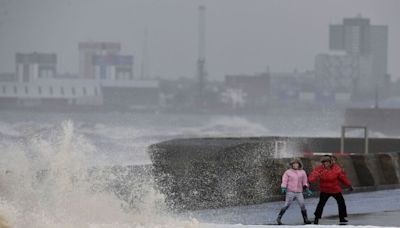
[308,163,351,193]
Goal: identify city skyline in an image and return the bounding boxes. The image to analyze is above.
[0,0,399,80]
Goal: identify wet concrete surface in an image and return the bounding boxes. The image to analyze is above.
[322,210,400,227]
[188,189,400,227]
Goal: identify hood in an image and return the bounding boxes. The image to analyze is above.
[320,155,332,163]
[289,158,303,169]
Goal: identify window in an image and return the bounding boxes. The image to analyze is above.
[60,87,65,95]
[25,86,28,94]
[2,85,6,94]
[83,87,87,95]
[71,87,76,95]
[94,87,98,96]
[14,86,17,94]
[38,86,42,95]
[49,87,53,95]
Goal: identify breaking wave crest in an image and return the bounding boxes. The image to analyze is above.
[0,120,198,228]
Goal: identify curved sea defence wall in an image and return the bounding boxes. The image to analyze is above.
[148,137,400,210]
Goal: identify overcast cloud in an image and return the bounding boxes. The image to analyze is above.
[0,0,399,80]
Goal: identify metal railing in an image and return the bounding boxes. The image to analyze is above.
[341,125,369,154]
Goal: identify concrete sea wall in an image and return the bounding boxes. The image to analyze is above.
[148,137,400,210]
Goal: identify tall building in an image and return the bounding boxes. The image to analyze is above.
[330,17,372,55]
[330,17,388,76]
[16,52,57,82]
[78,42,121,79]
[317,16,388,99]
[370,25,389,86]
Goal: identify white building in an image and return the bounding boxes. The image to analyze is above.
[0,79,102,106]
[0,79,159,108]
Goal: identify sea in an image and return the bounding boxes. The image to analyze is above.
[0,109,386,227]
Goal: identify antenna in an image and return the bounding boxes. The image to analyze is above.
[198,5,206,63]
[197,5,207,101]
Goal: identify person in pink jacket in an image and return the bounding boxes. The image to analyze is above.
[276,159,313,225]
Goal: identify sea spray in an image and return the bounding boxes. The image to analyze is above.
[0,120,199,228]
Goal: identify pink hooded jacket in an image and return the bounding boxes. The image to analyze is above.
[281,168,309,193]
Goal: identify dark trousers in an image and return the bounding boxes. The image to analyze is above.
[314,192,347,219]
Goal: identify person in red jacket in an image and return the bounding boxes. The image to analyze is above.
[308,155,353,224]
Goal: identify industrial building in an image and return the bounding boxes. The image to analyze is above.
[0,43,159,111]
[16,52,57,82]
[93,54,134,80]
[78,42,123,79]
[223,73,271,108]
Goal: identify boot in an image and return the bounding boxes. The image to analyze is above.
[313,218,319,224]
[301,210,311,224]
[339,217,348,223]
[276,208,286,225]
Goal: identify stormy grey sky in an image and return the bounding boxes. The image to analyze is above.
[0,0,399,80]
